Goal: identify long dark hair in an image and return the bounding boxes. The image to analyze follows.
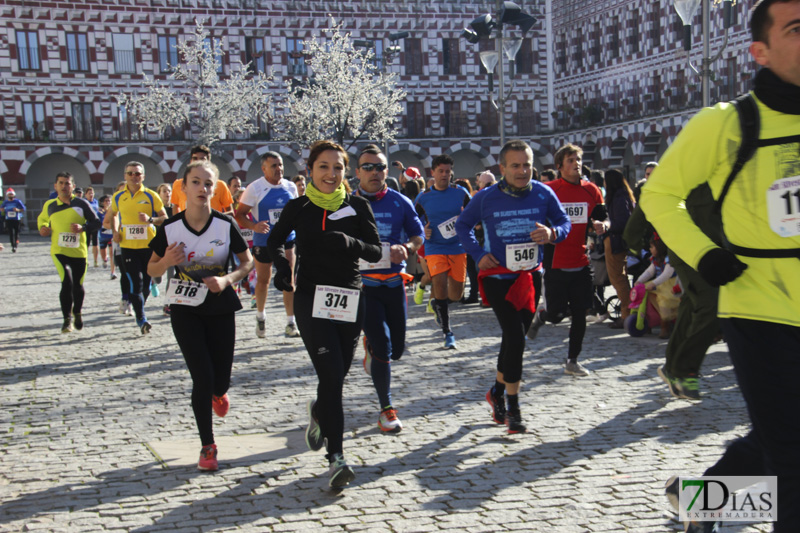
[604,168,634,205]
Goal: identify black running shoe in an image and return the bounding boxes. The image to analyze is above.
[73,313,83,330]
[485,389,506,425]
[505,410,527,434]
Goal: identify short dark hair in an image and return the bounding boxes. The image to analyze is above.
[55,172,73,183]
[227,176,241,186]
[499,139,532,166]
[750,0,795,43]
[554,144,583,169]
[358,144,383,166]
[431,154,454,171]
[190,145,211,158]
[260,151,282,164]
[540,169,557,181]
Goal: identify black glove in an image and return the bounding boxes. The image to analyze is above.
[273,266,294,292]
[697,248,748,287]
[321,231,353,252]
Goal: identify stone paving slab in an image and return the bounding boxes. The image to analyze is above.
[0,238,771,532]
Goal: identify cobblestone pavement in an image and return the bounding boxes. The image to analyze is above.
[0,238,769,532]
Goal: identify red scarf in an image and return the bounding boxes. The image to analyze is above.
[477,265,538,312]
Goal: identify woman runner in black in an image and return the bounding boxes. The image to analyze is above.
[147,160,253,472]
[267,140,382,488]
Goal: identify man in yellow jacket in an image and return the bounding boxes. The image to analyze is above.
[641,1,800,531]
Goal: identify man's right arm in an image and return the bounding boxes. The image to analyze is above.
[640,105,735,270]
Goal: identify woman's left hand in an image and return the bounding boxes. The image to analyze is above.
[203,275,229,293]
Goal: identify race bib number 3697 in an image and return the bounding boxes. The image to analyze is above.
[312,285,360,322]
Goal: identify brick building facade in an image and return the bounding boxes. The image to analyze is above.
[0,0,755,230]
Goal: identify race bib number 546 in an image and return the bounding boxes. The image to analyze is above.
[312,285,360,322]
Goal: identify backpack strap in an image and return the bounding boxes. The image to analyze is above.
[715,93,759,213]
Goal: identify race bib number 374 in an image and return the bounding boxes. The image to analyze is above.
[312,285,360,323]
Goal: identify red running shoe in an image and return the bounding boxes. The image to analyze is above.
[212,394,229,418]
[198,444,218,471]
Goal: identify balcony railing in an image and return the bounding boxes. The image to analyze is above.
[114,50,136,73]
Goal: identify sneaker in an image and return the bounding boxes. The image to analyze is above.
[362,337,373,376]
[305,400,324,451]
[61,317,73,334]
[163,304,171,316]
[103,260,109,269]
[443,332,457,350]
[197,444,218,471]
[526,308,545,340]
[111,273,118,280]
[255,317,266,338]
[150,282,160,298]
[328,453,355,489]
[139,319,152,335]
[414,284,425,305]
[505,410,527,434]
[565,359,590,377]
[212,393,229,417]
[285,322,300,337]
[119,300,127,314]
[588,312,609,324]
[73,313,83,331]
[426,299,434,314]
[125,303,133,316]
[657,365,681,398]
[675,374,701,401]
[485,389,506,425]
[378,408,403,433]
[250,297,257,309]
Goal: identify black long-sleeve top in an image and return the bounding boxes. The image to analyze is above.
[266,194,382,291]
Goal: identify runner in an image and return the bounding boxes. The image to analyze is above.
[266,140,382,489]
[170,146,234,215]
[2,189,25,253]
[527,144,606,377]
[148,160,253,472]
[456,140,570,433]
[84,187,100,267]
[235,152,301,338]
[37,172,101,333]
[104,161,168,334]
[413,154,471,349]
[354,144,424,434]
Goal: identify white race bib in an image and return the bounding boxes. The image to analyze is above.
[124,224,149,240]
[505,242,538,271]
[767,176,800,237]
[240,228,254,241]
[268,208,283,225]
[165,279,209,307]
[437,215,458,239]
[359,242,391,271]
[562,202,588,224]
[58,232,80,249]
[312,285,360,323]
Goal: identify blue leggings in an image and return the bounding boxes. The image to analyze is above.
[362,283,408,409]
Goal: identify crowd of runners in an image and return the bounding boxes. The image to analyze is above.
[3,1,799,530]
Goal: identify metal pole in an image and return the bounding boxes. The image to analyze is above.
[701,0,710,107]
[495,0,505,147]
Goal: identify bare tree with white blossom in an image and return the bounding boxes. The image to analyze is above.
[277,19,406,151]
[117,20,274,147]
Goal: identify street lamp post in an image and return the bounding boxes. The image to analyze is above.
[674,0,736,107]
[462,1,535,147]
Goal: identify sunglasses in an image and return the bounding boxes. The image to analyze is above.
[359,163,387,172]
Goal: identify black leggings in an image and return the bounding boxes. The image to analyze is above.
[294,285,363,458]
[121,248,152,320]
[6,219,20,248]
[483,276,535,384]
[542,266,591,359]
[115,252,129,300]
[53,254,86,319]
[171,308,235,446]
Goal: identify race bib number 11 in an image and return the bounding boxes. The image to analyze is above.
[312,285,360,322]
[767,176,800,237]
